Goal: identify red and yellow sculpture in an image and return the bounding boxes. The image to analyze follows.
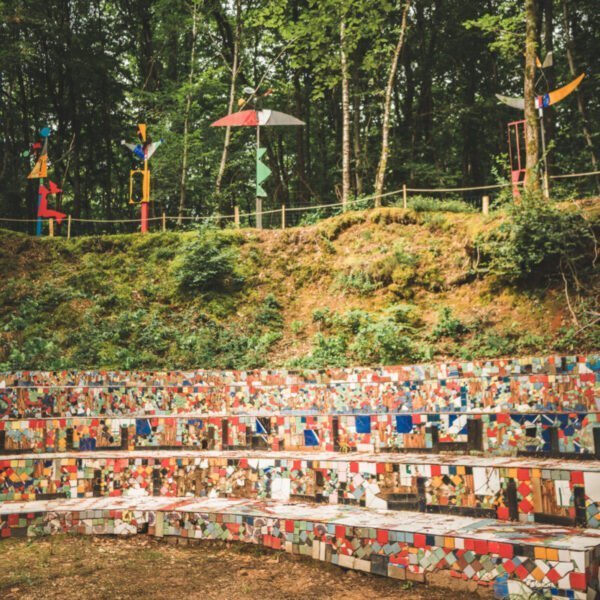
[121,124,163,233]
[26,127,66,236]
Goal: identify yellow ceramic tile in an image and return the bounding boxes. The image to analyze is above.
[534,546,547,560]
[546,548,558,561]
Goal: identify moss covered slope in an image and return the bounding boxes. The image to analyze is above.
[0,206,597,370]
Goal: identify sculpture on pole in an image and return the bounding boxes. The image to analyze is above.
[25,127,66,235]
[121,124,163,233]
[497,64,584,200]
[211,107,304,229]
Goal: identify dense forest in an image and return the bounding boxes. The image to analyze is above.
[1,0,599,230]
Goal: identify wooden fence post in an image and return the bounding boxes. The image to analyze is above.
[234,206,240,228]
[281,204,286,230]
[67,215,72,240]
[162,212,167,232]
[402,184,407,209]
[48,218,54,237]
[482,195,490,216]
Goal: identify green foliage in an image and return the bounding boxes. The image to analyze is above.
[0,200,598,371]
[476,199,597,284]
[304,307,424,366]
[176,230,244,294]
[403,196,476,213]
[464,2,524,58]
[256,294,284,328]
[334,270,381,295]
[349,318,421,365]
[290,333,348,369]
[431,307,470,341]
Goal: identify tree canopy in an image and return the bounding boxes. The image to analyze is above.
[1,0,598,231]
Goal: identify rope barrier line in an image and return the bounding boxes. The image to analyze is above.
[406,183,512,193]
[549,170,600,180]
[1,169,598,226]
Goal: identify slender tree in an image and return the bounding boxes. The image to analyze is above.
[215,0,242,197]
[340,18,351,207]
[374,0,410,204]
[178,0,201,224]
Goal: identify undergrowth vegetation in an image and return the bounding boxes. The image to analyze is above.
[0,202,597,370]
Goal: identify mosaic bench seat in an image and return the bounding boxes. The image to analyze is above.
[1,355,597,419]
[0,373,596,417]
[0,495,598,599]
[2,450,600,528]
[2,412,599,457]
[2,354,597,388]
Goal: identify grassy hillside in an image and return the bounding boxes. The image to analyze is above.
[0,202,598,370]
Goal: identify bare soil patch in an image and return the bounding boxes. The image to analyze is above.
[0,535,482,599]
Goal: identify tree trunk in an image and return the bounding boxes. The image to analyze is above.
[374,0,410,204]
[340,20,351,208]
[138,0,157,93]
[542,0,555,176]
[178,1,200,224]
[561,0,599,192]
[352,83,362,197]
[524,0,540,193]
[215,0,241,198]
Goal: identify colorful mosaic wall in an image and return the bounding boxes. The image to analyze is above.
[1,355,599,598]
[2,412,599,457]
[1,355,597,418]
[1,450,600,528]
[0,496,598,599]
[3,354,597,387]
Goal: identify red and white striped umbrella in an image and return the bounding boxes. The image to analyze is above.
[210,109,304,127]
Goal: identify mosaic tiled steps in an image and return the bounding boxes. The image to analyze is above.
[1,496,599,599]
[2,450,600,528]
[1,355,597,418]
[2,412,600,457]
[3,354,597,387]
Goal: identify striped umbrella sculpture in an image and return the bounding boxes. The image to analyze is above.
[211,109,304,229]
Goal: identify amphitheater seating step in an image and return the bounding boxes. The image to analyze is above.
[1,450,599,528]
[1,495,598,599]
[1,356,598,598]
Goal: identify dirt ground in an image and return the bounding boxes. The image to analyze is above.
[0,535,482,600]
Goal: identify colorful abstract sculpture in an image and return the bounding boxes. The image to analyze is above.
[211,108,304,229]
[497,71,585,200]
[38,181,66,224]
[121,124,163,233]
[25,127,66,235]
[496,73,585,111]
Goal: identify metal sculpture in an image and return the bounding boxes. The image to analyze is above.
[121,124,163,233]
[497,64,585,200]
[211,108,304,229]
[25,127,66,235]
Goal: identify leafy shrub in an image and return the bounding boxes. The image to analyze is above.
[459,330,519,359]
[312,307,333,326]
[431,307,469,340]
[350,318,420,365]
[334,270,381,295]
[256,294,283,328]
[298,207,342,226]
[402,195,475,213]
[176,230,244,294]
[477,199,597,284]
[290,333,348,369]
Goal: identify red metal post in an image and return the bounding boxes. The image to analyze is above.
[140,202,149,233]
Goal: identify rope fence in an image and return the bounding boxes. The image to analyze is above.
[1,169,598,238]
